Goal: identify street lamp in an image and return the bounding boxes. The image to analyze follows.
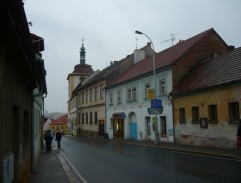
[135,30,159,144]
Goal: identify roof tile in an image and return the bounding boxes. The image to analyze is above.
[171,47,241,96]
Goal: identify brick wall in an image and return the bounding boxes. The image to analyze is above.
[172,32,228,86]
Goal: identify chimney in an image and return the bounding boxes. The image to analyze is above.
[134,49,145,63]
[228,45,235,51]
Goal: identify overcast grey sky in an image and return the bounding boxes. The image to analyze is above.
[25,0,241,113]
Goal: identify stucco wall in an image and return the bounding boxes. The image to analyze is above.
[173,86,241,148]
[0,32,35,182]
[106,70,174,142]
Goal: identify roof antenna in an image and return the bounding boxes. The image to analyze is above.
[160,33,180,46]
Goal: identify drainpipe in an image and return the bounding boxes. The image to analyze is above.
[167,94,175,143]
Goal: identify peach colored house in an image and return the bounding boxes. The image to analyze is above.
[170,47,241,148]
[49,115,68,135]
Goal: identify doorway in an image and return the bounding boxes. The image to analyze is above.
[160,116,167,138]
[129,112,137,140]
[113,118,124,139]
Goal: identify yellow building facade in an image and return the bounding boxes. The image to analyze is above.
[173,83,241,148]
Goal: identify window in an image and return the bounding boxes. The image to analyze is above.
[95,112,98,124]
[208,105,218,123]
[192,106,199,123]
[86,90,88,103]
[127,88,131,102]
[90,112,93,124]
[90,88,93,102]
[82,113,84,124]
[117,91,122,104]
[179,108,186,124]
[159,79,166,96]
[100,84,104,99]
[160,116,167,137]
[229,102,239,123]
[95,87,98,101]
[109,93,113,105]
[132,87,137,101]
[110,118,113,129]
[82,92,84,104]
[78,93,81,105]
[86,113,88,124]
[145,83,150,98]
[127,87,137,102]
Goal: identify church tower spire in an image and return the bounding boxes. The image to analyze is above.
[80,38,86,65]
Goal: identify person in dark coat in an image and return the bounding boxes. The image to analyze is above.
[44,129,53,152]
[55,130,62,149]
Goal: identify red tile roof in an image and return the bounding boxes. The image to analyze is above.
[109,28,219,87]
[51,115,67,125]
[72,64,94,74]
[170,47,241,96]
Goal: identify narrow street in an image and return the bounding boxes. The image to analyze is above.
[59,136,241,183]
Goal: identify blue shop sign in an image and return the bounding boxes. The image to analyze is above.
[151,99,163,109]
[120,113,126,119]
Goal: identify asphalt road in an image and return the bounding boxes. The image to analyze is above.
[59,136,241,183]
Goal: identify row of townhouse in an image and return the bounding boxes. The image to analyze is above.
[67,41,153,136]
[68,28,241,148]
[1,0,47,182]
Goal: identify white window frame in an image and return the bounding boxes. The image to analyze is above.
[100,84,104,99]
[132,87,137,101]
[127,88,131,102]
[109,93,113,105]
[159,78,166,96]
[117,91,122,104]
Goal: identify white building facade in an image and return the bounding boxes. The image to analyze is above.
[106,69,174,142]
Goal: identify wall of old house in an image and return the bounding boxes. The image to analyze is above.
[173,85,241,148]
[0,32,34,183]
[172,32,228,87]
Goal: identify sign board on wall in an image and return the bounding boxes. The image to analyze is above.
[147,88,155,99]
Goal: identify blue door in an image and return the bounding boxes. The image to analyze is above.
[130,122,137,140]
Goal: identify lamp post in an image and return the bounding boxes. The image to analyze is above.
[135,30,159,144]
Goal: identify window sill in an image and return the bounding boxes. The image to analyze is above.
[208,120,218,124]
[192,120,199,124]
[228,120,239,124]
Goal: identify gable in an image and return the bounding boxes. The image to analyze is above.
[171,47,241,97]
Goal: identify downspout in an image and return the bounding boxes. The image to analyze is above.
[42,93,47,148]
[167,94,175,143]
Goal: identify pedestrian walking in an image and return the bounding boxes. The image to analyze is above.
[55,130,62,149]
[237,119,241,154]
[44,129,54,152]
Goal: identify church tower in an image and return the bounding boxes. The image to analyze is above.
[67,39,94,136]
[80,38,86,65]
[67,39,94,100]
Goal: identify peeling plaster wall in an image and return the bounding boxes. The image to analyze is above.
[174,86,241,148]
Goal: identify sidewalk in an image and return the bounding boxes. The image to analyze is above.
[29,137,241,183]
[29,147,81,183]
[113,138,241,160]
